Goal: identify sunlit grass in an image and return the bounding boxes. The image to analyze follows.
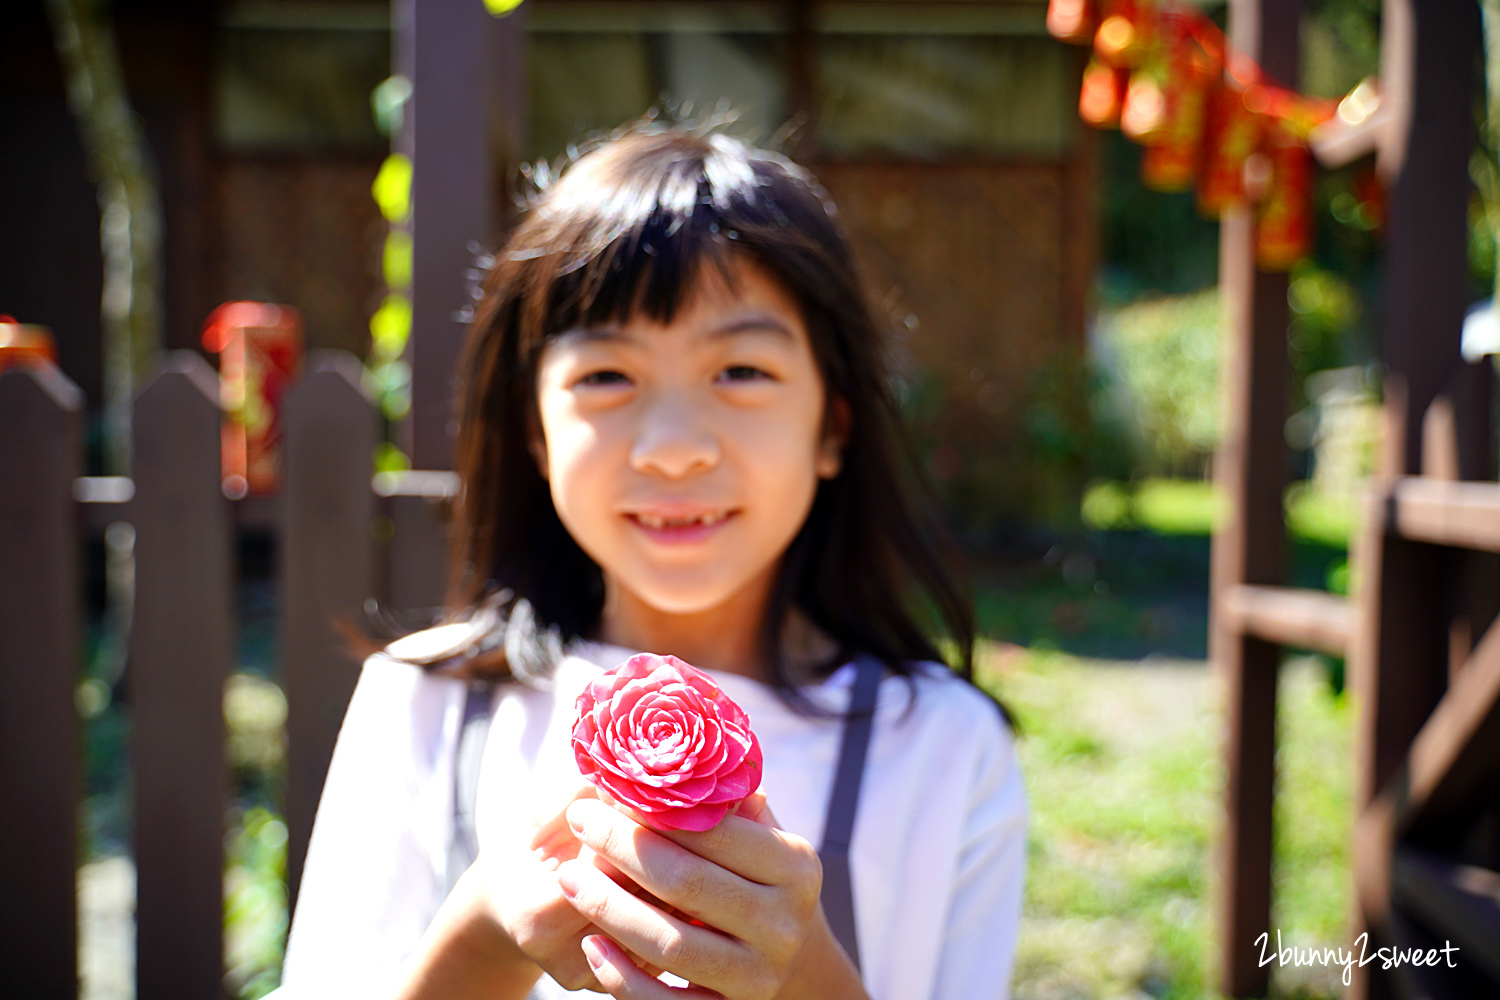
[979,644,1352,1000]
[1082,479,1360,550]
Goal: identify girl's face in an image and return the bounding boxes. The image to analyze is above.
[532,257,845,618]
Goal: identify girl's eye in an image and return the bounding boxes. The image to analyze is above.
[578,370,631,387]
[720,364,772,383]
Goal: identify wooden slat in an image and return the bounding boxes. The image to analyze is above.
[1350,0,1483,993]
[394,0,496,469]
[132,352,233,1000]
[1308,103,1390,169]
[1400,616,1500,840]
[1386,477,1500,553]
[0,365,83,998]
[1390,847,1500,986]
[281,352,378,916]
[1218,584,1352,656]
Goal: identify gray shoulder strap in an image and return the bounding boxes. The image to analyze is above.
[444,681,495,899]
[817,655,882,974]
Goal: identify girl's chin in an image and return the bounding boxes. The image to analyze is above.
[623,583,754,617]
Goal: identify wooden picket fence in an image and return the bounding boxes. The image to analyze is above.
[0,349,454,999]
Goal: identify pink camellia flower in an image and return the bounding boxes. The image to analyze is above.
[572,653,763,832]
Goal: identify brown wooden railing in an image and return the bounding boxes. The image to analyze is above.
[1212,0,1500,996]
[0,350,453,998]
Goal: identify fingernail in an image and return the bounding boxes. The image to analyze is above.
[581,935,606,970]
[556,863,580,899]
[565,801,587,833]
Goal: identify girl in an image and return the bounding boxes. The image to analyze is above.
[278,122,1025,1000]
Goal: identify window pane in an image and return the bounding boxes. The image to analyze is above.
[214,3,390,152]
[529,3,787,164]
[819,32,1077,158]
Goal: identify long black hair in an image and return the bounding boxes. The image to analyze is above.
[447,119,988,712]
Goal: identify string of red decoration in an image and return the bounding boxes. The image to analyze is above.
[1048,0,1342,269]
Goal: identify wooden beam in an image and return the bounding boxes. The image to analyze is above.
[1384,478,1500,553]
[394,0,498,470]
[1399,617,1500,843]
[1210,0,1299,990]
[0,365,83,998]
[1390,847,1500,986]
[1349,2,1482,995]
[1218,584,1352,657]
[1308,103,1390,170]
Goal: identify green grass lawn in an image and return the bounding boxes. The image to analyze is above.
[978,644,1353,1000]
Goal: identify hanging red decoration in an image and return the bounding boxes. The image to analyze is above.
[1254,125,1315,270]
[1047,0,1098,46]
[1055,0,1346,267]
[1094,0,1151,68]
[1080,58,1130,128]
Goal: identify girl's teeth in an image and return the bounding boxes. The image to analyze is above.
[635,512,727,529]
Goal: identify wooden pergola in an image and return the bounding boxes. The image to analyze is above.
[1211,0,1500,996]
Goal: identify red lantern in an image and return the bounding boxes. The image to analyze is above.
[202,301,303,497]
[0,319,57,373]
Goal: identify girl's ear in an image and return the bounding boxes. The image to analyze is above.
[816,395,852,480]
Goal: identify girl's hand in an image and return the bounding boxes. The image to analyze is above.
[556,793,868,1000]
[398,784,671,1000]
[474,785,665,990]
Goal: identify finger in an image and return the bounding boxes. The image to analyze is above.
[734,791,772,826]
[558,858,751,990]
[573,796,813,888]
[582,935,722,1000]
[568,799,767,937]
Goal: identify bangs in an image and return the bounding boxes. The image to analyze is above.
[505,130,829,341]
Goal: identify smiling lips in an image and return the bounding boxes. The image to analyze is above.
[625,508,737,543]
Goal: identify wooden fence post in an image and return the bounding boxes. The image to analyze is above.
[0,365,83,999]
[280,351,378,916]
[132,351,233,1000]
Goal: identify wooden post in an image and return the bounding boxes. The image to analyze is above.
[0,365,83,998]
[1211,0,1298,993]
[1349,2,1481,997]
[281,351,378,916]
[394,0,497,470]
[132,351,233,1000]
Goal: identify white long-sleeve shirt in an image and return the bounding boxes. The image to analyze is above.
[277,641,1026,999]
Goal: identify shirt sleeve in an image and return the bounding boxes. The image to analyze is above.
[276,655,465,998]
[928,709,1028,1000]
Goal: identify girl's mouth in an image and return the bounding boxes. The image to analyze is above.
[625,509,736,543]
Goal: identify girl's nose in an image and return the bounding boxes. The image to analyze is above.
[629,393,720,479]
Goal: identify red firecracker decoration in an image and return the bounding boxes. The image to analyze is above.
[1047,0,1097,45]
[1255,125,1315,270]
[1197,85,1267,217]
[1138,12,1217,190]
[1080,58,1131,128]
[1094,0,1151,68]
